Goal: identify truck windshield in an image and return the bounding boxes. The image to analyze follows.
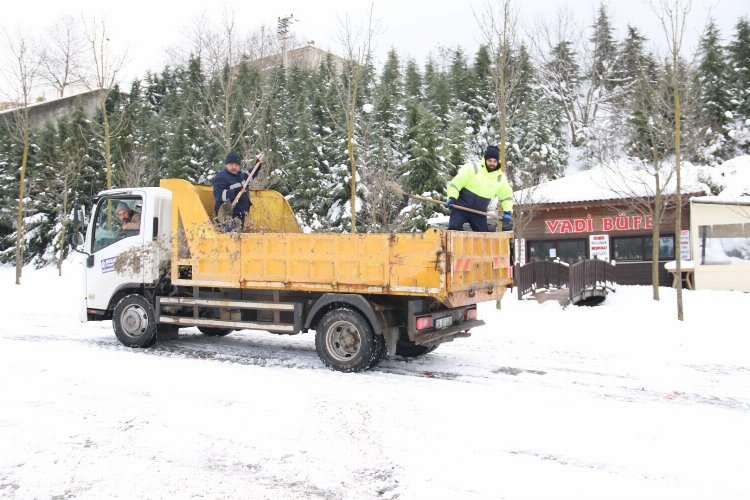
[92,197,142,253]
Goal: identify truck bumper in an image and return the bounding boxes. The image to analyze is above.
[414,319,485,346]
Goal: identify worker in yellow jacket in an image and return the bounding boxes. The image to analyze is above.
[446,145,514,232]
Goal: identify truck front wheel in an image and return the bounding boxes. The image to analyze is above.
[113,294,158,348]
[315,308,377,372]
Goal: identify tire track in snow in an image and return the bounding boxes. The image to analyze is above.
[3,333,750,414]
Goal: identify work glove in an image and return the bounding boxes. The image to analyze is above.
[501,212,513,232]
[446,198,455,210]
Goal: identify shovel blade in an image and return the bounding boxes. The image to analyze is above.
[216,200,233,224]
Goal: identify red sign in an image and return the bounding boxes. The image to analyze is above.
[545,214,653,234]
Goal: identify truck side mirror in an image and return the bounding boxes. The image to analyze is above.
[72,205,86,232]
[72,232,85,247]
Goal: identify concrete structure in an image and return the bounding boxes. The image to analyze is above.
[250,42,346,74]
[0,89,103,130]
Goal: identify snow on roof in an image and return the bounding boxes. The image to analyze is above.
[515,158,711,206]
[692,155,750,204]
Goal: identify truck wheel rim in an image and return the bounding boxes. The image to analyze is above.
[326,320,361,361]
[121,304,149,338]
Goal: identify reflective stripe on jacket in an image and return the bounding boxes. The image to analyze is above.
[213,168,251,217]
[446,159,513,213]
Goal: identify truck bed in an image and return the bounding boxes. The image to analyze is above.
[162,179,512,308]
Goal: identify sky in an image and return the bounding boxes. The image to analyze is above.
[2,0,748,97]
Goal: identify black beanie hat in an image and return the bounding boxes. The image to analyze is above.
[225,151,242,165]
[484,145,500,162]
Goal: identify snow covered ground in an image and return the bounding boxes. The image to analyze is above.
[1,260,749,499]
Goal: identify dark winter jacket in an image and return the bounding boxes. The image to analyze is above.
[213,168,251,217]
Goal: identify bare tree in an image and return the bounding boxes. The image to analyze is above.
[511,184,547,248]
[531,7,623,153]
[39,16,86,98]
[594,54,677,301]
[115,144,160,188]
[1,29,41,285]
[81,17,128,191]
[180,12,276,161]
[40,114,90,276]
[653,0,692,321]
[328,6,377,233]
[475,0,523,174]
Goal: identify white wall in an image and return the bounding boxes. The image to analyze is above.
[690,200,750,292]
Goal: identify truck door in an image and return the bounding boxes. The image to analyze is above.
[84,195,146,312]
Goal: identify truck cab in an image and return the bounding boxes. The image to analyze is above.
[81,187,172,321]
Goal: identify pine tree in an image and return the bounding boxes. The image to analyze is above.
[591,3,617,91]
[507,45,567,187]
[614,26,650,103]
[465,45,494,151]
[727,17,750,153]
[398,102,450,231]
[424,58,451,124]
[694,20,733,161]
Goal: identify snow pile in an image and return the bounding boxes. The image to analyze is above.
[1,261,750,499]
[710,154,750,201]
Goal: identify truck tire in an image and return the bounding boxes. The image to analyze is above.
[395,338,438,358]
[368,333,387,369]
[315,308,377,372]
[113,294,158,348]
[198,327,232,337]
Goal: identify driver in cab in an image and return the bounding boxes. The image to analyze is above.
[115,202,141,231]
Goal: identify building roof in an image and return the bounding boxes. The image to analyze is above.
[515,159,712,207]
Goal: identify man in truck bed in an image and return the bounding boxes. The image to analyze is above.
[213,151,252,230]
[446,145,514,232]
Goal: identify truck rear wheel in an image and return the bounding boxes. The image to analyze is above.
[368,333,387,369]
[396,337,438,358]
[198,327,232,337]
[113,294,158,348]
[315,308,377,372]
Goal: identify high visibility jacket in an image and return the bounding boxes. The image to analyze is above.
[446,160,513,213]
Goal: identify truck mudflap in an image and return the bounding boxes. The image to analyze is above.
[413,319,485,346]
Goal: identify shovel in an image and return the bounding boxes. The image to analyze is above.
[217,154,264,224]
[385,181,500,220]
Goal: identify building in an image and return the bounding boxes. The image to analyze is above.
[249,42,346,74]
[0,89,103,130]
[513,161,710,286]
[687,155,750,291]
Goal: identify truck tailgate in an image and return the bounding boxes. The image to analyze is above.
[446,231,512,307]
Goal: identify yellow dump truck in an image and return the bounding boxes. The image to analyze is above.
[75,179,512,372]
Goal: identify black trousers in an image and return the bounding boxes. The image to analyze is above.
[448,209,490,232]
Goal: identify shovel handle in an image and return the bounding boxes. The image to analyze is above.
[407,194,500,220]
[230,155,264,210]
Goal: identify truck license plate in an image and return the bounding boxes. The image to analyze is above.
[435,316,453,329]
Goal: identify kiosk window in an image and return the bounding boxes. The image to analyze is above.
[528,239,587,264]
[699,223,750,265]
[613,235,674,261]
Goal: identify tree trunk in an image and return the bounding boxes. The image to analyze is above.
[652,172,661,301]
[58,179,69,277]
[673,54,684,321]
[15,122,30,285]
[103,103,112,190]
[348,73,360,233]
